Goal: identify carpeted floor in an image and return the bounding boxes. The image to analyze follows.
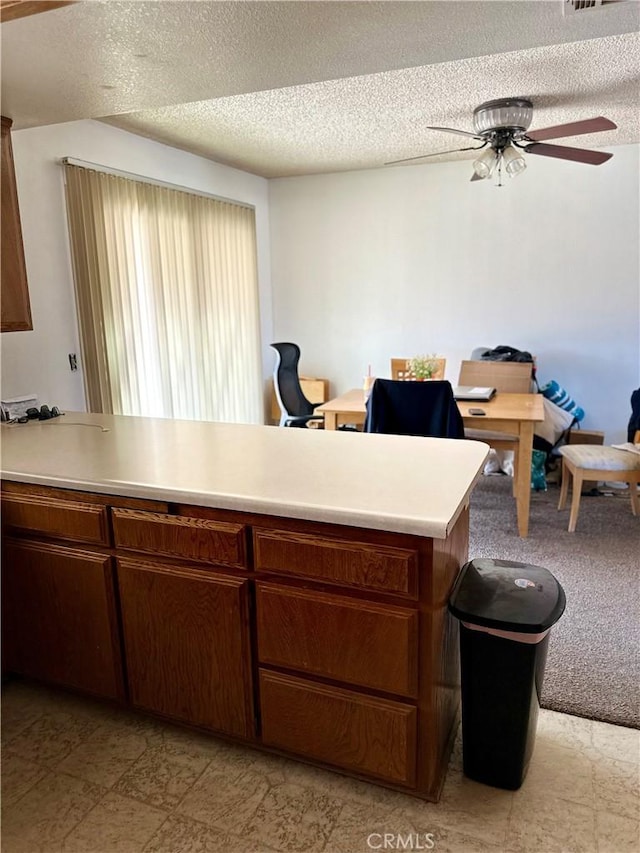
[468,473,640,729]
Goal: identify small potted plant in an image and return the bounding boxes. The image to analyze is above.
[408,354,438,380]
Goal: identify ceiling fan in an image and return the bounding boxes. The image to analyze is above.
[386,98,617,183]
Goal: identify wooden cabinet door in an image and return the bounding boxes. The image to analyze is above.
[117,558,254,738]
[1,539,124,699]
[1,116,32,332]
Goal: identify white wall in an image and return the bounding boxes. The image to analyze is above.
[1,120,273,414]
[4,125,638,441]
[269,145,640,443]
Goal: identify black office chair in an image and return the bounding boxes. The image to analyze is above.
[271,342,324,428]
[364,379,465,439]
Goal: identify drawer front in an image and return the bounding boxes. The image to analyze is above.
[112,509,246,568]
[257,583,418,697]
[260,670,417,786]
[253,529,418,596]
[1,493,109,545]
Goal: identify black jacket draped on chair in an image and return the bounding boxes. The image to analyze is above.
[364,379,465,439]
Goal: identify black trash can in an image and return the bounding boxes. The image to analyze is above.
[448,558,566,790]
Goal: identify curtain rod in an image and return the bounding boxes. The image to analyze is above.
[60,156,255,211]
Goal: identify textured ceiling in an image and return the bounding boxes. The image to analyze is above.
[2,0,639,177]
[104,32,640,177]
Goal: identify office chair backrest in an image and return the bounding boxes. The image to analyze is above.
[390,358,446,381]
[629,388,640,442]
[458,360,533,393]
[365,379,464,438]
[271,342,316,424]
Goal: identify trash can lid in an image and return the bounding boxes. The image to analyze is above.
[448,558,566,633]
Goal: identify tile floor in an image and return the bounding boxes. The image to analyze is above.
[1,680,638,853]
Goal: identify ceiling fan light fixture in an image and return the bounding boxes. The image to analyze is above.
[473,98,534,135]
[502,145,527,177]
[472,147,498,179]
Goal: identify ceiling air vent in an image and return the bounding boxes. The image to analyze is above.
[564,0,626,13]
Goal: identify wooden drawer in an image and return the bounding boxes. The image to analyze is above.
[260,670,417,786]
[1,492,109,545]
[253,528,418,596]
[112,509,247,568]
[256,583,418,697]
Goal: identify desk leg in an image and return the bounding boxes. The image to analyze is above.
[515,421,534,537]
[323,413,337,431]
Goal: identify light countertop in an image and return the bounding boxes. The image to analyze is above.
[1,412,489,539]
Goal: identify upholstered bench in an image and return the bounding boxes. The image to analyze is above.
[558,444,640,532]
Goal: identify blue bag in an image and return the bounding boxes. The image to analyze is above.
[541,380,585,423]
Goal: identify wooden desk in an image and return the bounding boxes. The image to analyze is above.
[316,389,544,538]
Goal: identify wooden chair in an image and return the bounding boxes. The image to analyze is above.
[558,431,640,532]
[390,357,446,381]
[458,360,534,488]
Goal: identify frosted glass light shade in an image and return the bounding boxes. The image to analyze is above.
[502,145,527,177]
[473,148,498,179]
[473,99,534,135]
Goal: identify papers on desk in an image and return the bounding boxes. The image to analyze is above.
[453,386,497,402]
[1,394,40,421]
[611,442,640,456]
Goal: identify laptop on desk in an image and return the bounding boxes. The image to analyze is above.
[453,386,497,402]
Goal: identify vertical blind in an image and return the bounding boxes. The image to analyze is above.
[64,164,263,424]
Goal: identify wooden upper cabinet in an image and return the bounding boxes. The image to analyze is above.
[1,116,32,332]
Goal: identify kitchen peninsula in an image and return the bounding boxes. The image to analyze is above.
[1,413,488,802]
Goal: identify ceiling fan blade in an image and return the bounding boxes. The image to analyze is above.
[385,143,487,166]
[426,126,482,139]
[525,142,613,165]
[526,117,616,142]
